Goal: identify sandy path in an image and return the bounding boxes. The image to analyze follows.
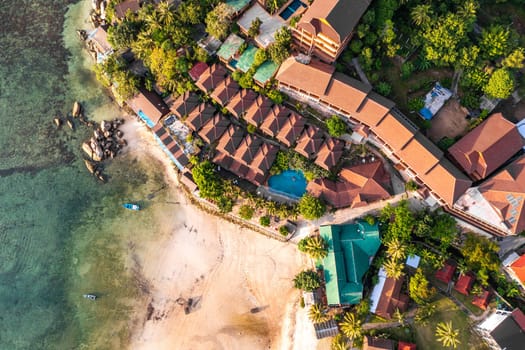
[119,117,307,350]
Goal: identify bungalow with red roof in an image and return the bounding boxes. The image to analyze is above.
[307,161,392,209]
[185,103,215,132]
[292,0,371,63]
[195,63,228,93]
[210,75,240,106]
[189,62,209,81]
[370,268,409,319]
[454,272,475,296]
[127,88,170,128]
[276,112,306,147]
[314,138,344,170]
[216,124,244,155]
[260,105,291,137]
[244,95,273,127]
[169,91,200,118]
[225,89,258,118]
[114,0,140,21]
[233,135,264,165]
[397,341,416,350]
[435,261,457,284]
[472,290,492,310]
[295,125,325,159]
[506,253,525,287]
[198,114,231,144]
[448,113,523,181]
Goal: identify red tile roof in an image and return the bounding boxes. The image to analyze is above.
[448,113,523,181]
[374,275,409,319]
[198,114,231,144]
[127,88,169,126]
[216,124,244,155]
[260,105,292,137]
[454,272,475,296]
[210,75,240,106]
[276,112,305,147]
[398,341,416,350]
[195,63,227,93]
[435,261,456,284]
[478,155,525,234]
[510,254,525,284]
[472,290,492,310]
[512,308,525,331]
[185,103,215,132]
[244,95,273,127]
[114,0,140,20]
[169,91,200,118]
[189,62,209,81]
[226,89,258,118]
[295,125,325,159]
[314,138,344,171]
[233,135,264,165]
[307,161,391,208]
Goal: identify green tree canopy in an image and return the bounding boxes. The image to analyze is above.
[483,68,514,99]
[191,160,223,200]
[421,13,468,67]
[502,48,525,69]
[308,303,329,323]
[298,236,328,260]
[435,321,461,349]
[293,270,321,291]
[326,115,347,137]
[238,205,254,220]
[461,233,499,281]
[409,268,436,305]
[205,3,233,40]
[480,25,511,60]
[379,200,416,243]
[339,312,363,343]
[298,194,326,220]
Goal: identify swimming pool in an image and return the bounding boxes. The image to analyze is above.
[268,170,307,199]
[279,0,306,20]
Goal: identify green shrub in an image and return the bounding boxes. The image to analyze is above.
[405,180,419,192]
[437,137,456,150]
[364,215,376,225]
[407,98,425,112]
[326,115,347,137]
[259,216,271,227]
[298,194,326,220]
[239,205,254,220]
[401,61,414,80]
[376,82,392,96]
[279,225,290,236]
[247,124,256,134]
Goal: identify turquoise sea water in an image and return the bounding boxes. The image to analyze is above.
[0,1,167,348]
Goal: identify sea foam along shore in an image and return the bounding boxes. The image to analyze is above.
[63,1,310,347]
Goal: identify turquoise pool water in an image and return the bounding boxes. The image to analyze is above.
[280,0,306,20]
[268,170,307,199]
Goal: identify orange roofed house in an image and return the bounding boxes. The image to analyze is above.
[292,0,372,63]
[275,57,472,209]
[506,253,525,287]
[455,155,525,235]
[448,113,523,181]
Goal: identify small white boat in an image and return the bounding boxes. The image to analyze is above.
[83,294,97,301]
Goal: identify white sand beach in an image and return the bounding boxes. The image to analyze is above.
[119,118,310,349]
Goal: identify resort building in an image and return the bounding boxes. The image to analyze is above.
[210,75,240,107]
[188,62,209,82]
[86,25,113,63]
[448,113,523,181]
[168,91,200,118]
[275,57,472,209]
[314,138,344,170]
[195,63,228,93]
[151,124,189,171]
[185,103,215,132]
[198,114,231,144]
[244,95,273,127]
[275,111,305,147]
[319,221,381,306]
[292,0,372,63]
[237,2,286,48]
[504,252,525,288]
[363,336,395,350]
[260,105,292,137]
[294,125,325,159]
[113,0,140,21]
[307,161,391,209]
[369,267,409,319]
[454,155,525,235]
[472,290,492,310]
[454,272,475,296]
[477,308,525,350]
[435,261,457,285]
[226,89,258,118]
[127,88,170,128]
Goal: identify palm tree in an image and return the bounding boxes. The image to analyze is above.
[157,1,176,27]
[393,308,405,326]
[458,0,478,19]
[411,4,433,27]
[435,321,461,348]
[383,259,404,280]
[331,334,349,350]
[386,238,406,261]
[339,312,362,343]
[298,236,328,260]
[308,304,329,323]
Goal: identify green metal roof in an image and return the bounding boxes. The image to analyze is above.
[237,45,258,72]
[226,0,251,13]
[320,221,381,306]
[254,61,279,84]
[217,34,245,62]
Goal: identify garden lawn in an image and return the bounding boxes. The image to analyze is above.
[414,296,489,350]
